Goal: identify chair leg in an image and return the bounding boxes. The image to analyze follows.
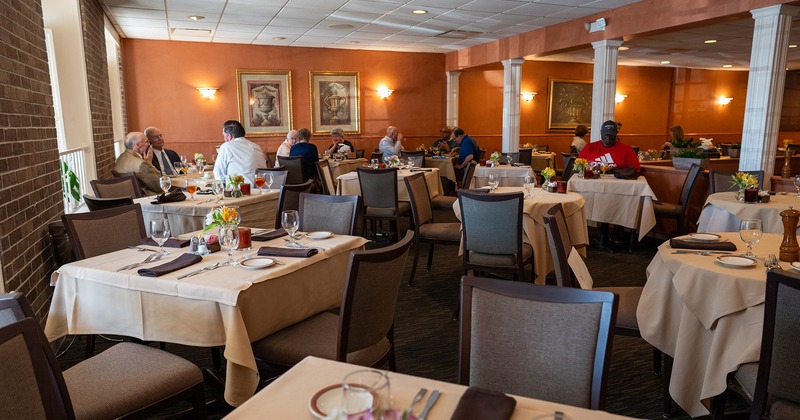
[426,242,435,271]
[662,354,673,418]
[211,346,222,371]
[653,347,662,375]
[84,334,96,359]
[408,240,420,286]
[710,389,727,420]
[190,382,207,418]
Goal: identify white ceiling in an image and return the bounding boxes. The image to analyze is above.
[101,0,800,70]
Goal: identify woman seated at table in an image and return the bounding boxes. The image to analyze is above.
[289,128,321,191]
[277,130,299,158]
[578,120,640,171]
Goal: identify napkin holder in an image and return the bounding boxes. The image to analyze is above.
[779,206,800,262]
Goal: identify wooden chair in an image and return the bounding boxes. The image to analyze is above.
[710,268,800,420]
[561,153,576,181]
[83,194,133,211]
[316,159,336,195]
[91,175,143,199]
[62,204,147,260]
[265,151,277,168]
[298,193,360,235]
[517,148,532,165]
[653,163,702,236]
[458,275,617,410]
[110,171,145,198]
[251,232,414,371]
[400,150,425,168]
[369,152,384,163]
[404,173,461,285]
[277,155,305,185]
[261,167,288,192]
[274,180,314,229]
[0,292,205,419]
[708,170,764,193]
[355,149,365,159]
[357,167,411,242]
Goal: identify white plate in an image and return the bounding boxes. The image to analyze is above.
[309,384,376,418]
[791,262,800,272]
[716,255,757,268]
[688,233,721,243]
[239,257,275,269]
[307,231,334,240]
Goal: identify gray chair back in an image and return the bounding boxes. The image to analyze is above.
[298,193,360,235]
[91,175,142,199]
[400,151,425,168]
[461,161,477,189]
[261,167,288,190]
[275,180,314,229]
[62,204,147,260]
[499,152,519,165]
[277,155,305,185]
[458,190,523,256]
[544,203,580,288]
[708,170,764,193]
[517,148,532,165]
[404,173,434,227]
[369,152,383,163]
[265,151,276,168]
[357,168,399,211]
[562,153,576,181]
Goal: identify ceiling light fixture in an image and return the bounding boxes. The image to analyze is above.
[329,24,354,30]
[717,97,733,106]
[661,60,671,64]
[273,37,286,41]
[187,15,205,21]
[412,10,428,14]
[704,39,717,44]
[521,92,537,101]
[196,87,218,98]
[615,93,627,104]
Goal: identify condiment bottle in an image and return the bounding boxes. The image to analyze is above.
[779,206,800,262]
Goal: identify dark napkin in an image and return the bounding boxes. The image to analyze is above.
[613,166,640,180]
[140,237,191,248]
[257,246,318,258]
[137,253,202,277]
[451,387,516,420]
[151,190,187,204]
[669,238,737,251]
[252,228,288,241]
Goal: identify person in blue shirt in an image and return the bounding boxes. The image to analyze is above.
[289,128,320,190]
[452,127,479,186]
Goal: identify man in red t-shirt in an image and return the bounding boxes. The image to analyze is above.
[578,120,640,171]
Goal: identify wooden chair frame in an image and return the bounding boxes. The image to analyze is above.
[61,204,146,260]
[83,195,134,211]
[92,174,143,199]
[274,180,314,229]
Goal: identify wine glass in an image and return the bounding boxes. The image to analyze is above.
[185,178,197,201]
[159,175,171,195]
[218,224,240,266]
[342,369,391,417]
[180,155,187,167]
[739,219,763,258]
[173,161,184,175]
[794,175,800,198]
[150,219,170,256]
[523,175,535,198]
[282,210,300,247]
[212,180,225,204]
[265,172,274,192]
[487,173,499,192]
[408,157,415,168]
[506,154,513,166]
[255,171,266,194]
[197,162,206,175]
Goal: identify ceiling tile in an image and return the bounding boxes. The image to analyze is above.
[285,0,348,9]
[168,20,217,30]
[166,0,225,14]
[109,7,166,19]
[213,31,259,40]
[460,0,527,14]
[339,0,402,15]
[220,13,274,25]
[223,4,281,17]
[508,3,572,16]
[105,0,164,9]
[114,16,168,28]
[216,23,265,32]
[258,26,309,36]
[269,17,327,27]
[277,7,334,20]
[119,26,170,38]
[549,6,605,19]
[169,13,221,22]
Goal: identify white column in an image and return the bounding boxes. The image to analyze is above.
[590,39,623,142]
[446,71,461,128]
[740,4,799,184]
[501,58,524,152]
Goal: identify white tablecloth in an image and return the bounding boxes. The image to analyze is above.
[424,156,457,183]
[452,187,588,284]
[567,176,657,241]
[697,191,798,233]
[472,166,535,187]
[328,158,367,179]
[226,356,635,419]
[639,232,773,416]
[45,233,369,407]
[337,168,442,200]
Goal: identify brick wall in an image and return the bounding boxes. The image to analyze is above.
[80,0,115,178]
[0,0,62,318]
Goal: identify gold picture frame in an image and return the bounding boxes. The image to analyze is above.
[547,78,593,131]
[309,71,360,135]
[236,69,293,137]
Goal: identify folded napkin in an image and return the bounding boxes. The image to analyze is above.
[151,190,186,204]
[137,253,202,277]
[669,238,737,251]
[252,228,288,241]
[140,237,191,248]
[196,189,214,195]
[257,246,318,258]
[451,387,516,420]
[410,168,432,172]
[613,167,640,180]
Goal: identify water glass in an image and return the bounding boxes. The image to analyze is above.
[794,175,800,197]
[523,175,534,198]
[506,154,513,166]
[282,210,300,247]
[173,161,184,175]
[739,219,763,258]
[219,224,240,266]
[265,172,274,192]
[150,219,170,256]
[487,173,499,192]
[371,159,379,169]
[342,369,391,418]
[212,180,225,204]
[159,175,171,195]
[180,155,187,166]
[408,157,415,168]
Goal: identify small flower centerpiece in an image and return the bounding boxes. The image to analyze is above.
[520,143,533,150]
[573,158,589,178]
[194,153,206,174]
[646,149,659,160]
[204,206,240,232]
[541,167,556,190]
[385,155,402,168]
[228,174,245,198]
[489,151,501,167]
[731,172,759,201]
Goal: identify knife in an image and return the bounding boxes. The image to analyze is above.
[672,250,733,255]
[418,390,440,420]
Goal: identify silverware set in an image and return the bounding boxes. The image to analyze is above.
[116,252,164,271]
[406,388,427,418]
[671,250,733,256]
[418,389,440,420]
[127,246,157,252]
[177,262,221,279]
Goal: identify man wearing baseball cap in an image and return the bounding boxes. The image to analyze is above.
[577,120,640,171]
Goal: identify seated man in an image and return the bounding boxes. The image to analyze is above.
[378,126,403,158]
[289,128,320,185]
[145,126,181,175]
[432,126,457,153]
[578,120,640,171]
[114,131,163,196]
[452,127,479,187]
[214,120,264,186]
[325,127,354,155]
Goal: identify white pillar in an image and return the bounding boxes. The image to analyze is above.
[446,71,461,128]
[740,4,799,184]
[590,39,623,142]
[501,58,524,152]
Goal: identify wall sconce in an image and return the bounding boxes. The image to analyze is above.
[717,97,733,106]
[197,87,218,98]
[521,92,537,101]
[376,87,394,99]
[615,93,627,103]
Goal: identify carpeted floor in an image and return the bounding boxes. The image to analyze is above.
[52,207,706,419]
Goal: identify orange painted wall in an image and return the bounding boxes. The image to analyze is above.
[122,39,446,159]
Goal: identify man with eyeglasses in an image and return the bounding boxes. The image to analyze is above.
[432,126,457,153]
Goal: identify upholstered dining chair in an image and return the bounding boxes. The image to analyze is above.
[0,292,206,419]
[274,180,314,229]
[369,151,383,163]
[430,161,477,209]
[499,152,519,165]
[298,193,360,235]
[400,150,425,168]
[708,170,764,193]
[458,275,617,410]
[561,153,576,181]
[265,151,277,168]
[404,173,461,286]
[710,269,800,420]
[260,167,288,192]
[62,203,147,260]
[653,163,702,236]
[355,149,365,159]
[316,159,336,195]
[251,231,414,371]
[517,148,532,165]
[357,167,411,242]
[276,155,305,185]
[91,174,143,199]
[83,195,134,211]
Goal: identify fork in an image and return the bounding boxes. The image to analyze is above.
[116,253,159,271]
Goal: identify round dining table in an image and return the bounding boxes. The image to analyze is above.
[697,191,800,233]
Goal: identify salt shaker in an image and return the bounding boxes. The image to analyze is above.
[189,236,199,255]
[197,236,209,255]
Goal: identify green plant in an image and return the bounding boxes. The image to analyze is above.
[673,149,706,158]
[671,137,699,148]
[729,143,742,149]
[60,161,81,203]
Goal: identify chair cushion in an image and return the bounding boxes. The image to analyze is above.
[653,201,681,217]
[733,362,758,402]
[430,195,456,209]
[63,342,203,420]
[365,202,411,217]
[594,286,642,330]
[419,222,461,242]
[469,243,533,267]
[769,397,800,419]
[251,312,391,368]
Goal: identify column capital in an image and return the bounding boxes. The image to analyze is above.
[447,70,461,77]
[501,58,525,66]
[591,38,624,49]
[750,4,800,19]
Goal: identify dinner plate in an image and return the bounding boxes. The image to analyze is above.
[239,257,276,269]
[309,384,377,418]
[688,233,721,243]
[790,262,800,272]
[307,231,334,240]
[716,255,757,268]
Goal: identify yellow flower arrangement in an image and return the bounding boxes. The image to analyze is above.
[784,139,792,148]
[194,153,204,161]
[541,167,556,179]
[573,158,588,172]
[521,143,533,149]
[731,172,759,190]
[417,144,426,151]
[204,206,240,231]
[228,174,244,186]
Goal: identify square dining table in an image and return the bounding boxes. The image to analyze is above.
[44,231,370,407]
[336,167,442,201]
[424,156,457,184]
[697,191,796,234]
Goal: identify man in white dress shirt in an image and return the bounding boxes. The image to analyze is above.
[378,126,403,158]
[214,120,265,186]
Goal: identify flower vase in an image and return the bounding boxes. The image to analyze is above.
[231,184,243,198]
[576,168,585,179]
[542,178,551,190]
[490,160,498,168]
[735,188,745,201]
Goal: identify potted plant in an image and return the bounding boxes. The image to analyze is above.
[671,149,709,170]
[728,143,741,158]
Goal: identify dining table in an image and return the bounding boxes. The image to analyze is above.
[530,151,557,172]
[424,156,457,184]
[327,158,368,179]
[472,165,535,188]
[44,230,369,407]
[638,232,777,416]
[336,167,443,201]
[225,356,635,419]
[697,191,798,233]
[567,175,657,241]
[452,186,588,284]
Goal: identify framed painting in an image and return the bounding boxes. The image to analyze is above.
[236,69,293,137]
[309,71,360,135]
[547,78,593,131]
